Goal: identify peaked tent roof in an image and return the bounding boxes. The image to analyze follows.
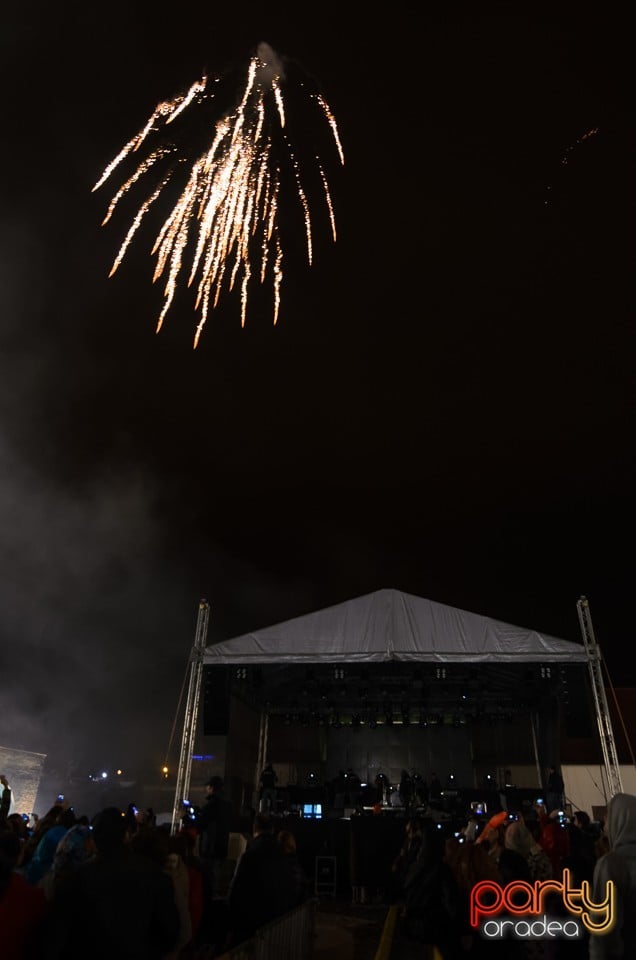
[203,589,587,665]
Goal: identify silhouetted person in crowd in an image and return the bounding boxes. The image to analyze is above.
[226,812,300,947]
[23,805,77,887]
[259,763,278,813]
[389,817,423,902]
[488,823,536,960]
[399,817,462,958]
[374,771,390,804]
[40,823,96,901]
[536,804,570,879]
[0,828,48,959]
[345,768,362,807]
[277,828,311,903]
[429,772,442,801]
[445,837,505,959]
[171,828,204,947]
[546,765,565,814]
[411,769,428,806]
[44,805,179,960]
[399,770,413,808]
[1,773,12,825]
[197,776,231,902]
[564,808,597,886]
[18,802,66,876]
[333,770,346,808]
[5,814,32,867]
[589,792,636,960]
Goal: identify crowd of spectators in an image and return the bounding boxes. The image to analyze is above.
[384,793,636,960]
[0,773,309,960]
[2,768,636,960]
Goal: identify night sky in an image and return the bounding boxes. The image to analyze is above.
[1,6,635,782]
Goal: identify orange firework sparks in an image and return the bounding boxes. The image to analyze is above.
[93,42,344,348]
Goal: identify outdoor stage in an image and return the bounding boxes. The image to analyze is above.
[206,657,590,815]
[189,590,599,821]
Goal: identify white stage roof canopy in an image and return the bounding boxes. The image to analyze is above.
[203,589,587,665]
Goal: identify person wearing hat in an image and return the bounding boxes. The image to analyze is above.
[197,777,231,907]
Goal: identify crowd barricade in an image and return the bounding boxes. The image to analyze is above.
[216,896,317,960]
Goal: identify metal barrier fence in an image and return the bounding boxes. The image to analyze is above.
[216,897,317,960]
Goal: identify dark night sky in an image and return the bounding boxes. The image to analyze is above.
[1,6,635,781]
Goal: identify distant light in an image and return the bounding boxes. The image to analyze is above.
[101,772,108,779]
[116,769,123,776]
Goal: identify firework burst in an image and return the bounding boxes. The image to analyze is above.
[93,42,344,347]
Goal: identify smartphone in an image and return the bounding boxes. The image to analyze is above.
[57,794,64,802]
[536,798,544,805]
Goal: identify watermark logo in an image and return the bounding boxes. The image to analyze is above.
[470,869,614,940]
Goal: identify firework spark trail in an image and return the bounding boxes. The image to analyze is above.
[94,43,344,347]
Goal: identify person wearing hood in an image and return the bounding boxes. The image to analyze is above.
[589,792,636,960]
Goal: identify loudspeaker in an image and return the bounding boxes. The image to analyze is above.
[565,675,595,739]
[202,665,231,735]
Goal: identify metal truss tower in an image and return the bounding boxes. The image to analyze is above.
[170,599,210,835]
[576,595,623,799]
